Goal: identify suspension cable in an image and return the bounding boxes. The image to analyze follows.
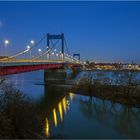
[34,39,59,60]
[8,34,47,59]
[64,38,70,55]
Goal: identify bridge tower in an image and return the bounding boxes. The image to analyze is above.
[47,33,64,61]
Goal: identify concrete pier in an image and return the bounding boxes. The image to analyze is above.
[44,69,67,86]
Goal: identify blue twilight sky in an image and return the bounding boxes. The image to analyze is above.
[0,1,140,63]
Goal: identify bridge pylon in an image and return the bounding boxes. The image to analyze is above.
[47,33,64,61]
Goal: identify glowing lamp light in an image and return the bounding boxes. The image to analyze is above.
[38,48,42,52]
[27,45,30,50]
[30,40,34,44]
[4,40,9,45]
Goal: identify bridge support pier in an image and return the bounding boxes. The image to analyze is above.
[70,67,81,79]
[44,69,67,86]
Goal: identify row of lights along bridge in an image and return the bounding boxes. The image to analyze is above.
[1,39,81,63]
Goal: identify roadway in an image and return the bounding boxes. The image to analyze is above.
[0,59,65,66]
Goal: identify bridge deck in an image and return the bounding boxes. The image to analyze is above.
[0,59,64,66]
[0,59,81,76]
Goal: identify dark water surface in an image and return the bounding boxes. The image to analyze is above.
[5,71,140,139]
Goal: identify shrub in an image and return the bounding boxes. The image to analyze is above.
[0,83,42,139]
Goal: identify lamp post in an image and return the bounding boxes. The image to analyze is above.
[54,49,57,60]
[56,53,59,60]
[38,48,42,60]
[4,39,9,56]
[30,40,35,59]
[46,46,50,60]
[27,45,31,59]
[60,53,63,61]
[51,52,54,60]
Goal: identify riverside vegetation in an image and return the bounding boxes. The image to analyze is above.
[0,80,44,139]
[73,70,140,107]
[0,79,66,139]
[0,70,140,138]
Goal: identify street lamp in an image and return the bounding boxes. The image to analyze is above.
[60,51,64,60]
[27,45,31,59]
[30,40,35,59]
[56,53,59,60]
[51,52,54,60]
[30,40,34,45]
[27,45,30,50]
[38,48,42,52]
[46,46,50,60]
[4,39,9,56]
[5,40,9,45]
[38,48,42,59]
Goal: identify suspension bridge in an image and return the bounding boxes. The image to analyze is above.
[0,33,83,76]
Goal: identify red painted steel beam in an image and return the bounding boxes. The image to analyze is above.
[0,63,64,76]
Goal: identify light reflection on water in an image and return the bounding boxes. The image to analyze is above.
[4,71,140,139]
[44,91,140,139]
[44,92,75,138]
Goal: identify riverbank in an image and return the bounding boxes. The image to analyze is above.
[72,85,140,108]
[72,70,140,108]
[0,70,140,139]
[0,82,44,139]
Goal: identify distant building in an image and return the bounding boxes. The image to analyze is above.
[87,62,140,70]
[122,64,140,70]
[88,62,121,70]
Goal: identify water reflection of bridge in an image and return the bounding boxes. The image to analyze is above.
[43,85,75,138]
[42,80,140,139]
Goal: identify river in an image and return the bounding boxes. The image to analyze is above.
[4,70,140,139]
